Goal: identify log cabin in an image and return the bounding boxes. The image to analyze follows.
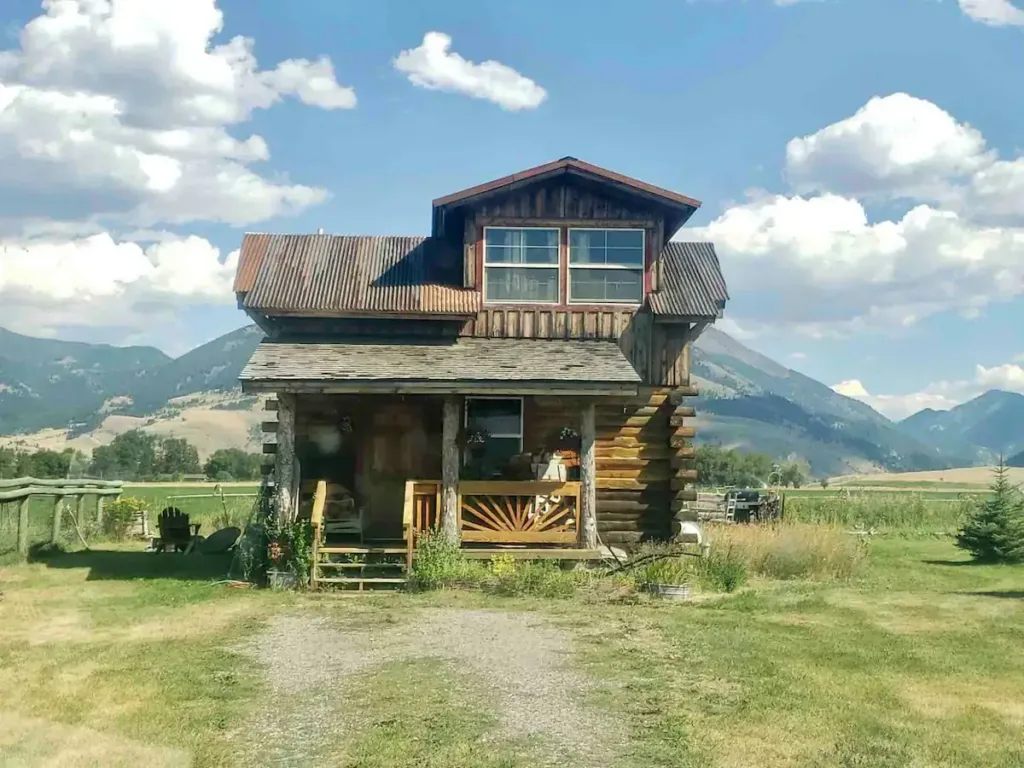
[233,157,729,584]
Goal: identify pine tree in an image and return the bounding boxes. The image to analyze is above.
[956,460,1024,564]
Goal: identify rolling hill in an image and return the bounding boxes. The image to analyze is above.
[691,327,964,476]
[0,325,263,436]
[1,323,1019,477]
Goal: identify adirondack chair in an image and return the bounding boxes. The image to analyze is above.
[154,507,201,553]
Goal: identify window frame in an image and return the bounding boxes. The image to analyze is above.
[567,227,646,306]
[482,226,561,305]
[463,395,525,453]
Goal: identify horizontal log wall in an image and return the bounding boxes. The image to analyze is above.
[524,386,697,546]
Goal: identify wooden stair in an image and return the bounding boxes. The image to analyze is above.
[309,481,412,591]
[312,549,409,591]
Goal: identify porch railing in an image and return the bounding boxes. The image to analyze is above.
[402,479,581,547]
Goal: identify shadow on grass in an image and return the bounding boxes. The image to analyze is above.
[29,544,235,582]
[959,590,1024,600]
[922,559,979,567]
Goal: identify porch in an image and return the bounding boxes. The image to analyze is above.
[305,477,602,587]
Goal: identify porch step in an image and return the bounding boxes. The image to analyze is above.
[319,546,408,554]
[318,561,404,569]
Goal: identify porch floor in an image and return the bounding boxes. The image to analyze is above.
[319,537,604,561]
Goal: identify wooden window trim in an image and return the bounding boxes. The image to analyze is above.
[476,219,656,309]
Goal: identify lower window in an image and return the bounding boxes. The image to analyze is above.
[464,397,523,479]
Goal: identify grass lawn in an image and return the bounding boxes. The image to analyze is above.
[1,536,1022,767]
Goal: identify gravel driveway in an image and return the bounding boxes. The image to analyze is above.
[236,607,624,766]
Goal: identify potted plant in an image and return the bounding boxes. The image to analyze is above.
[548,427,581,468]
[266,537,297,589]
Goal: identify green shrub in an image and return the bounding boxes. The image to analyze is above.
[410,531,483,590]
[486,559,587,599]
[699,547,748,592]
[956,462,1024,564]
[103,497,148,540]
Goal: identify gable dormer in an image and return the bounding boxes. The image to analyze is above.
[431,157,701,307]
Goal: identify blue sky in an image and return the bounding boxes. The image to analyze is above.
[0,0,1022,420]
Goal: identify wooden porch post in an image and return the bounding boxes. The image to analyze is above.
[440,395,461,542]
[580,400,598,550]
[275,392,298,523]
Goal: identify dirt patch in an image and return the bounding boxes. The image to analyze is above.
[0,713,191,768]
[237,608,625,767]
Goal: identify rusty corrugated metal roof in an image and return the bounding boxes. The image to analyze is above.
[648,242,730,318]
[236,234,480,315]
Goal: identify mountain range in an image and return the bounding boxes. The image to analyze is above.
[0,323,1021,476]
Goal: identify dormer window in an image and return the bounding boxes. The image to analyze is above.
[484,227,559,303]
[569,228,644,304]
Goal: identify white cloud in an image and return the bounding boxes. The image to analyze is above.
[959,0,1024,27]
[833,380,870,398]
[788,352,807,361]
[394,32,547,111]
[685,92,1024,335]
[0,0,353,346]
[831,362,1024,421]
[785,93,992,201]
[692,192,1024,332]
[0,0,354,230]
[0,233,237,338]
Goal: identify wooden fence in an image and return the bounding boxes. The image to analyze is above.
[0,477,123,558]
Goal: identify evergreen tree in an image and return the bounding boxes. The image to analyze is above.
[956,460,1024,564]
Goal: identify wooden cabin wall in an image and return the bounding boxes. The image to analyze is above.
[461,180,662,290]
[295,394,442,537]
[523,388,694,545]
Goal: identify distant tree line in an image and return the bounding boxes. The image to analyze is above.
[0,430,264,482]
[696,445,809,488]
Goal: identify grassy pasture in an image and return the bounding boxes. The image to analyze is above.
[0,530,1022,767]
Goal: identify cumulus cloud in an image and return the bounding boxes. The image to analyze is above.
[0,232,237,338]
[0,0,354,230]
[785,93,992,201]
[394,32,547,111]
[958,0,1024,27]
[0,0,354,346]
[685,92,1024,336]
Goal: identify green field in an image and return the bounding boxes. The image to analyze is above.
[0,483,259,563]
[1,535,1021,767]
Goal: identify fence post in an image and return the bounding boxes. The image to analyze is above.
[51,497,63,544]
[17,496,30,557]
[96,495,105,528]
[76,494,86,533]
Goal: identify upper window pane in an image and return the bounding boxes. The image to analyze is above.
[466,398,522,437]
[570,229,644,268]
[485,228,558,265]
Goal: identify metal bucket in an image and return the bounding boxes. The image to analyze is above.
[645,583,692,601]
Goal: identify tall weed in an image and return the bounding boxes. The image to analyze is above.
[785,492,972,534]
[707,523,866,581]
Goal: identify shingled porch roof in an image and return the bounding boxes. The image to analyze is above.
[239,337,641,396]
